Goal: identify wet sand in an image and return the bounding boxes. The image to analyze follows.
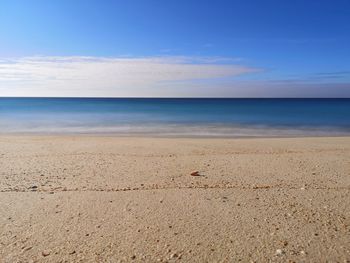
[0,136,349,262]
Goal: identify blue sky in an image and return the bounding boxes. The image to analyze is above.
[0,0,349,97]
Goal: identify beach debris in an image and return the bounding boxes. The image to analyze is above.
[29,185,38,191]
[275,249,285,256]
[252,185,271,189]
[23,246,33,252]
[42,250,51,257]
[170,253,178,259]
[190,171,200,176]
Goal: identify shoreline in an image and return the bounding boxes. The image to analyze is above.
[1,132,350,139]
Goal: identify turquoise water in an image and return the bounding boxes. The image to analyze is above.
[0,98,349,136]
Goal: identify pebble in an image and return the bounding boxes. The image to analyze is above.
[42,250,51,257]
[276,249,284,256]
[190,171,200,176]
[23,246,33,252]
[170,253,178,258]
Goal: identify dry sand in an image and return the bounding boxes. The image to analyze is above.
[0,136,349,262]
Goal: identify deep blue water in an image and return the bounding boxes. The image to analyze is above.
[1,98,349,136]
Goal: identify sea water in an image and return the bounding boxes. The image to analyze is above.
[1,98,349,137]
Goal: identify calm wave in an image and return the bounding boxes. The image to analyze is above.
[1,98,349,137]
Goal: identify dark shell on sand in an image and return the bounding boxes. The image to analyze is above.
[190,171,200,176]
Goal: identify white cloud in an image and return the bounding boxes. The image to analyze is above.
[0,56,257,97]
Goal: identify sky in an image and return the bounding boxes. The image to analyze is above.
[0,0,349,97]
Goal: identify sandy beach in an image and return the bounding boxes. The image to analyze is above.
[0,136,349,262]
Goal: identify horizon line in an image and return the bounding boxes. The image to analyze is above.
[1,96,350,99]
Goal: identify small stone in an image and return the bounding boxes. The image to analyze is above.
[170,253,178,258]
[131,255,136,260]
[23,246,33,252]
[276,249,284,256]
[190,171,200,176]
[42,250,50,257]
[29,185,38,191]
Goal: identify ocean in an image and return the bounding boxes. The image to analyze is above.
[0,98,349,137]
